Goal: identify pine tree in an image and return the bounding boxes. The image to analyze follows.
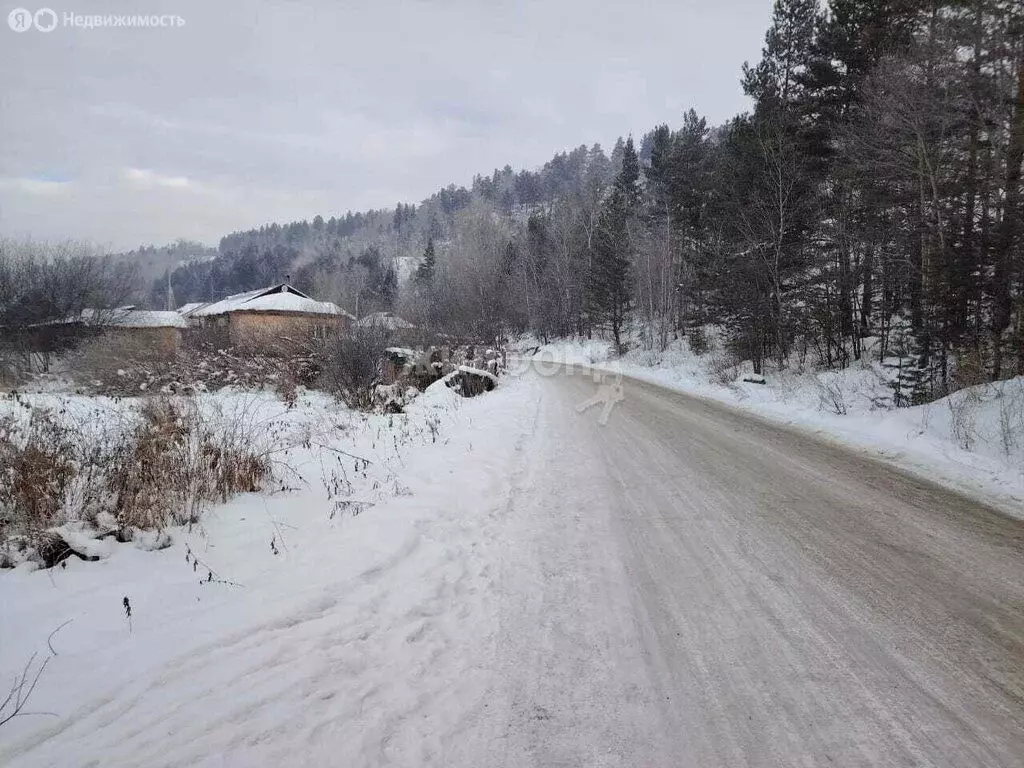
[380,266,398,309]
[806,0,923,120]
[415,239,436,285]
[742,0,819,107]
[587,137,641,350]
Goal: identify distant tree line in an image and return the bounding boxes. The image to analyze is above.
[0,240,138,379]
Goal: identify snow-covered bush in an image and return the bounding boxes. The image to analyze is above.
[0,400,127,566]
[107,397,272,531]
[0,394,292,567]
[997,383,1024,459]
[947,388,980,451]
[815,377,849,416]
[707,351,741,386]
[0,408,78,539]
[314,327,391,410]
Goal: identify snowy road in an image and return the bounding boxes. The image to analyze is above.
[3,374,1023,767]
[484,368,1024,767]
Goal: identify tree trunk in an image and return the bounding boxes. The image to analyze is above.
[860,242,875,337]
[991,58,1024,379]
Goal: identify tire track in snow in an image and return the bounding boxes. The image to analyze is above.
[482,374,680,767]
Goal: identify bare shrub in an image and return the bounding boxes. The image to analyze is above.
[108,396,276,531]
[815,378,848,415]
[108,398,199,529]
[0,652,52,729]
[316,327,390,409]
[0,409,77,540]
[707,351,741,386]
[996,383,1024,459]
[203,397,286,501]
[0,400,124,561]
[0,348,30,389]
[947,393,978,451]
[1,394,289,563]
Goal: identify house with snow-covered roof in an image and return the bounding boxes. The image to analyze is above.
[180,283,354,348]
[175,301,205,316]
[97,309,189,354]
[11,306,189,364]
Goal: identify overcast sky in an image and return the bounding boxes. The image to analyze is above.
[1,1,772,250]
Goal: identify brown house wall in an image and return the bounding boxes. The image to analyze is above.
[104,326,181,356]
[227,311,348,349]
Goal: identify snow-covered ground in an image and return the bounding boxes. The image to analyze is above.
[0,379,543,766]
[3,353,1022,765]
[514,335,1024,519]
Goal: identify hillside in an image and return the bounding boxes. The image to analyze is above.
[141,0,1024,406]
[149,143,622,317]
[121,240,218,305]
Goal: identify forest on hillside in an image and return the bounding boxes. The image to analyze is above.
[154,0,1024,405]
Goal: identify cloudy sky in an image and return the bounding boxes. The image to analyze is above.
[1,1,772,250]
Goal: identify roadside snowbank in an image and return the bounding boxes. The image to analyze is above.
[518,337,1024,518]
